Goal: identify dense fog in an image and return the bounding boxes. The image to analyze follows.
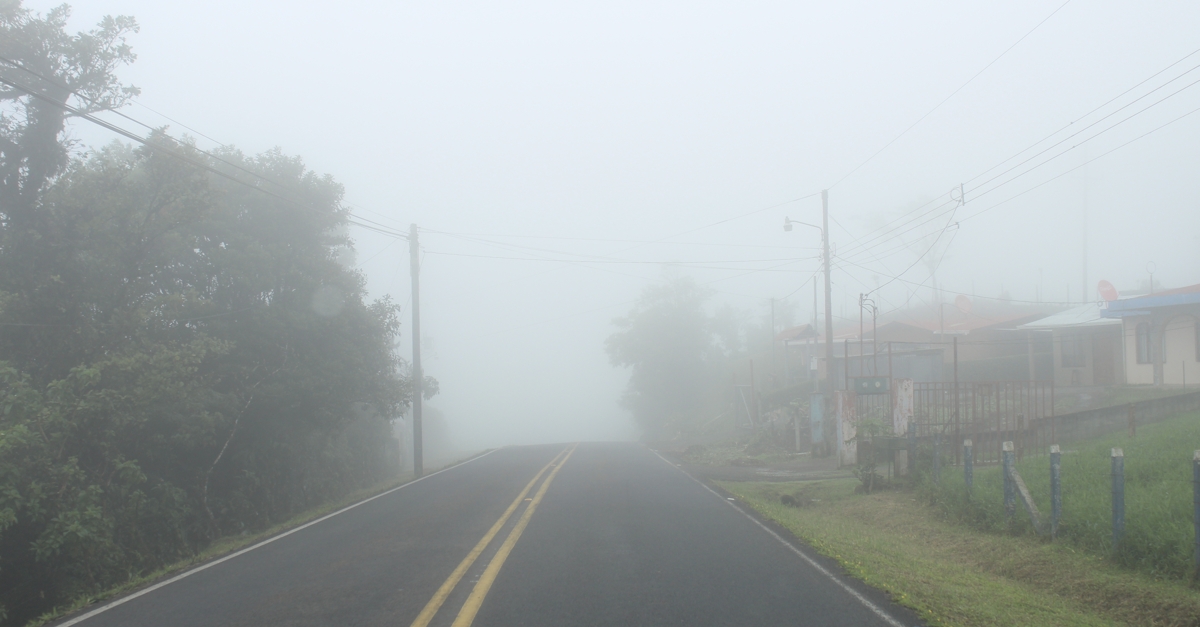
[38,0,1200,454]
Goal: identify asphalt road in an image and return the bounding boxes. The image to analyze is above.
[55,442,920,627]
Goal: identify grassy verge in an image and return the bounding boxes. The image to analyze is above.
[31,451,489,627]
[935,410,1200,579]
[719,478,1200,627]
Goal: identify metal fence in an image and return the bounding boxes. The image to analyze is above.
[911,381,1054,465]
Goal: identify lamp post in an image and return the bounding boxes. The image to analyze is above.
[784,189,834,397]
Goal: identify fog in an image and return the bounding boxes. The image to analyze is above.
[44,0,1200,451]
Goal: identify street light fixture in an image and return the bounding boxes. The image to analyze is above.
[782,216,820,233]
[783,191,835,404]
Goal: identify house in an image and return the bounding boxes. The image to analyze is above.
[783,300,1057,386]
[1017,303,1123,387]
[1101,284,1200,386]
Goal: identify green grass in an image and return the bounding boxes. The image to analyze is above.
[933,410,1200,580]
[720,478,1200,627]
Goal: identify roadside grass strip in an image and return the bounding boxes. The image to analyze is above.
[935,410,1200,580]
[719,479,1200,627]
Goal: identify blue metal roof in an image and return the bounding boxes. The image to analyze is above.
[1100,287,1200,318]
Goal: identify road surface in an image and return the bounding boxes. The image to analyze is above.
[55,442,920,627]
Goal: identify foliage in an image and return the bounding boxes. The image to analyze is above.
[0,4,418,623]
[848,418,888,493]
[605,278,720,440]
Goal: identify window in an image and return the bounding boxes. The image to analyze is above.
[1136,323,1152,364]
[1061,332,1086,368]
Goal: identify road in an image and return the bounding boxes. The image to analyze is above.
[55,442,920,627]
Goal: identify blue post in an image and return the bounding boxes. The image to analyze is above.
[1002,441,1015,523]
[1112,448,1125,549]
[963,439,973,495]
[1193,450,1200,571]
[1050,444,1062,540]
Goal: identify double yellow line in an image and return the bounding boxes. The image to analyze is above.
[409,444,576,627]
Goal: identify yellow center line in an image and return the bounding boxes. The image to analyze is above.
[450,443,578,627]
[407,446,571,627]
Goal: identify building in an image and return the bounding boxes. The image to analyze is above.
[1017,303,1123,387]
[1101,284,1200,386]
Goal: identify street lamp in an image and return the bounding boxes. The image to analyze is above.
[783,191,835,402]
[783,216,822,234]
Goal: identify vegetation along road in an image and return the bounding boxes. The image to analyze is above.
[51,443,920,627]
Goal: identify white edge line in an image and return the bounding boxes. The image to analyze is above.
[650,449,910,627]
[56,448,501,626]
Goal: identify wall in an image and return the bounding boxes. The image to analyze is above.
[1052,327,1122,387]
[1163,314,1199,385]
[1123,314,1200,386]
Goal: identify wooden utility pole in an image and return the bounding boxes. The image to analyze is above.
[409,223,424,477]
[822,190,835,396]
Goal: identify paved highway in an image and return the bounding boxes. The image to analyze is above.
[55,442,919,627]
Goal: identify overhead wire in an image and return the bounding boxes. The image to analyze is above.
[827,0,1072,189]
[834,46,1200,262]
[0,55,410,240]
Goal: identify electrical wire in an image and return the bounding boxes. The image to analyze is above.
[828,0,1073,189]
[0,56,409,240]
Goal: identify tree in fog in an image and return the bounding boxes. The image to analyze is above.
[606,278,718,440]
[0,4,415,623]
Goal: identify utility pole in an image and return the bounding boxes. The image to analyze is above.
[409,223,423,478]
[822,190,834,397]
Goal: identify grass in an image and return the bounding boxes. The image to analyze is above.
[27,451,489,627]
[719,478,1200,627]
[934,410,1200,580]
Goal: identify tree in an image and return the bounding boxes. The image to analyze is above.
[606,278,718,440]
[0,6,416,621]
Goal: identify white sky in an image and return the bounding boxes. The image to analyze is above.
[42,0,1200,447]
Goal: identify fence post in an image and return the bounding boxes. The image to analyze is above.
[1003,441,1015,523]
[907,421,916,477]
[1128,404,1136,438]
[1112,448,1125,549]
[1193,450,1200,572]
[963,439,973,494]
[1050,444,1061,540]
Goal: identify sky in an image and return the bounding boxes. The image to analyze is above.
[39,0,1200,450]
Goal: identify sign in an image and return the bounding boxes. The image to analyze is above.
[955,294,973,314]
[852,376,890,395]
[1097,279,1119,302]
[809,356,818,371]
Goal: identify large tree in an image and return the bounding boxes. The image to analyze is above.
[0,5,415,623]
[606,278,718,440]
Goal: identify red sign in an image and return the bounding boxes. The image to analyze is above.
[1098,280,1119,302]
[954,294,973,314]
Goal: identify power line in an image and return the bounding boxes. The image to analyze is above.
[828,0,1072,189]
[961,101,1200,223]
[0,56,409,240]
[835,47,1200,261]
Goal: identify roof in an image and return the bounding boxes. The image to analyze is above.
[775,324,817,342]
[892,311,1049,335]
[1018,303,1120,330]
[1102,283,1200,317]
